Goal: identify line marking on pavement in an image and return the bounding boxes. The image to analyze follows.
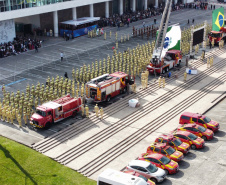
[0,78,27,88]
[49,129,58,133]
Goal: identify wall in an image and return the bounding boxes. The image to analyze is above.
[0,19,16,42]
[15,14,41,28]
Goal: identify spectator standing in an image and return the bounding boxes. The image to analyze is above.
[60,52,64,61]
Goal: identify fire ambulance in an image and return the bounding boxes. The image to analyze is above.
[30,94,82,128]
[85,72,134,102]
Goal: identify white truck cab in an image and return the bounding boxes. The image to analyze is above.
[97,168,150,185]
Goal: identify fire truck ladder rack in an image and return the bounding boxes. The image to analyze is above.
[154,0,173,59]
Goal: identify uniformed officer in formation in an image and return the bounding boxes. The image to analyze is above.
[85,105,89,118]
[99,107,104,120]
[94,104,99,117]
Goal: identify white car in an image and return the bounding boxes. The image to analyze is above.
[127,160,166,183]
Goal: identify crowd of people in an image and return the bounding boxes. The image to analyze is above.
[0,36,42,58]
[98,6,164,28]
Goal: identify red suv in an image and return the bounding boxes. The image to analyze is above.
[138,153,179,175]
[179,112,219,132]
[155,134,190,154]
[173,131,205,149]
[177,124,214,141]
[147,142,184,162]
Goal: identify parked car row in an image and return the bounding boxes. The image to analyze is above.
[97,112,220,185]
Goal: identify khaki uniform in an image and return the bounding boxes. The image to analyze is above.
[85,105,89,118]
[99,107,104,119]
[94,104,99,117]
[81,104,85,117]
[158,76,162,88]
[184,72,187,81]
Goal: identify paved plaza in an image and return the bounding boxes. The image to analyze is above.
[1,6,226,185]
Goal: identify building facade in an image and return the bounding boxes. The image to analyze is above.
[0,0,164,42]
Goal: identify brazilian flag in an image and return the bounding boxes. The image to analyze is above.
[212,7,224,31]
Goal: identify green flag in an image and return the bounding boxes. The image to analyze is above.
[212,7,224,31]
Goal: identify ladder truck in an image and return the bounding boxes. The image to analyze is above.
[147,0,182,75]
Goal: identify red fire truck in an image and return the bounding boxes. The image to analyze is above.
[30,94,82,128]
[147,50,182,74]
[85,72,134,102]
[208,30,226,44]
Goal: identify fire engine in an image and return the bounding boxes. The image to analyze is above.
[30,94,82,128]
[85,72,134,102]
[147,50,182,74]
[208,30,226,44]
[146,0,182,75]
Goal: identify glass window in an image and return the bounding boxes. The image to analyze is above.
[203,116,211,123]
[173,139,182,146]
[146,164,158,173]
[185,127,192,131]
[198,119,205,124]
[159,156,170,164]
[48,111,51,115]
[198,126,206,132]
[188,133,198,140]
[155,148,160,152]
[131,166,138,170]
[36,110,46,117]
[165,147,175,155]
[192,118,197,122]
[181,115,190,120]
[152,158,160,164]
[161,150,167,155]
[138,167,147,172]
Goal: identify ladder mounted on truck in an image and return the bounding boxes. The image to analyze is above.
[153,0,173,61]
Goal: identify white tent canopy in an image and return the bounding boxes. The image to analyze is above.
[61,17,100,26]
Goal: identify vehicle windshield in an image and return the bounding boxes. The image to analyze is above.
[198,126,206,132]
[173,139,182,146]
[203,116,211,123]
[36,110,46,117]
[165,147,176,155]
[210,32,221,37]
[138,175,148,182]
[159,156,171,165]
[188,133,198,140]
[147,164,158,173]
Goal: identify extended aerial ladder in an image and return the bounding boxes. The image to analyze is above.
[153,0,173,62]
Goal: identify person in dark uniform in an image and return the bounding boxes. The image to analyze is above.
[64,72,68,79]
[188,19,189,24]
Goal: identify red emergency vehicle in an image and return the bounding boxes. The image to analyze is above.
[208,30,225,44]
[30,94,82,128]
[147,50,182,74]
[85,72,134,102]
[179,112,220,132]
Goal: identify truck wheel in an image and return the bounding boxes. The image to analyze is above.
[201,136,207,141]
[72,111,77,118]
[45,122,51,129]
[106,96,111,102]
[191,144,196,150]
[150,178,157,183]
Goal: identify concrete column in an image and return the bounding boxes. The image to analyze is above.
[105,1,109,18]
[132,0,136,12]
[53,11,58,37]
[90,4,94,17]
[72,7,77,20]
[155,0,158,8]
[119,0,123,15]
[144,0,148,10]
